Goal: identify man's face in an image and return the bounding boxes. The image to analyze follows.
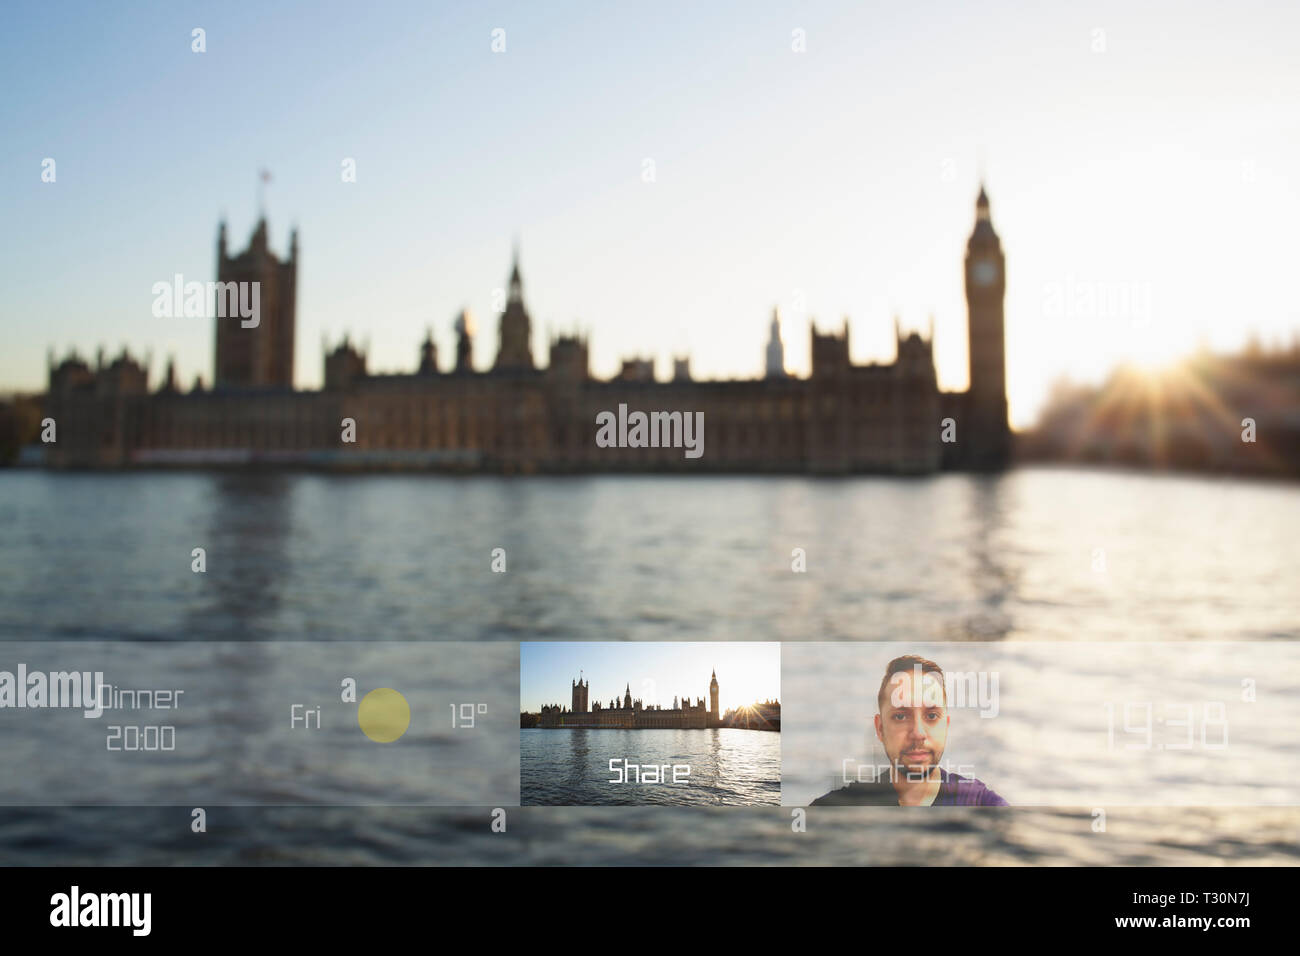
[875,668,950,775]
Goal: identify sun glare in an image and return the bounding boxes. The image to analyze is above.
[715,657,781,715]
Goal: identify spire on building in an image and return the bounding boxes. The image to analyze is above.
[766,308,787,379]
[251,215,268,253]
[509,241,522,300]
[495,244,535,371]
[974,183,996,230]
[419,327,438,375]
[454,308,474,373]
[257,169,271,218]
[968,184,1000,248]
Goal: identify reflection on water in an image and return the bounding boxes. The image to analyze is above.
[0,466,1296,864]
[965,478,1016,637]
[191,474,296,637]
[521,728,780,806]
[1,467,1297,641]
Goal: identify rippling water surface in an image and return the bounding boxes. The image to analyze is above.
[1,466,1296,864]
[2,467,1296,642]
[521,728,780,805]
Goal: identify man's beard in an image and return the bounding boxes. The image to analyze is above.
[891,746,940,780]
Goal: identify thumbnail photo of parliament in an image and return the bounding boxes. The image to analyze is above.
[38,190,1013,474]
[529,670,780,731]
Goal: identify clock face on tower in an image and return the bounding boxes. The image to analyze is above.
[972,260,999,287]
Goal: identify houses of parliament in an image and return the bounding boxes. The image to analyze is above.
[538,671,721,730]
[41,188,1011,473]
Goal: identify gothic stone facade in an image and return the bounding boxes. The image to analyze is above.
[538,672,721,729]
[42,192,1011,473]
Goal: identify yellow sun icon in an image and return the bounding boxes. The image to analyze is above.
[357,688,411,743]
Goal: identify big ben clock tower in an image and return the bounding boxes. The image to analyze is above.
[963,185,1011,469]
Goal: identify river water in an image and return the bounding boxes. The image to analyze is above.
[521,727,781,805]
[2,467,1296,642]
[0,466,1296,864]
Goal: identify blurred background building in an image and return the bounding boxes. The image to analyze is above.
[30,190,1018,474]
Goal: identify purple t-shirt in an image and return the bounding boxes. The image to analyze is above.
[932,768,1008,806]
[810,767,1008,806]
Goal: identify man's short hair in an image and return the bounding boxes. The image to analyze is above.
[877,655,946,713]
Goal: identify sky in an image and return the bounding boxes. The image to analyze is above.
[3,0,1299,426]
[520,642,780,715]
